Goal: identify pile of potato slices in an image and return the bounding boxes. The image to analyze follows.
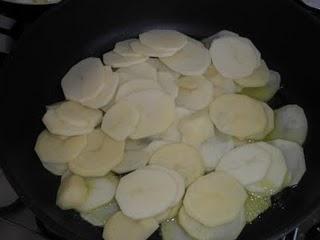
[34,29,308,240]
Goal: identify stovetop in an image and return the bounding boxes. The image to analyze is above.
[1,0,320,239]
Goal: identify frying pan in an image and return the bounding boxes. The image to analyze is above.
[1,0,320,239]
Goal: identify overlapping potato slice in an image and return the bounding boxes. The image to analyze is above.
[103,51,148,68]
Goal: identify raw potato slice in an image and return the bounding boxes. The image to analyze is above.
[178,110,215,147]
[161,219,193,240]
[150,143,204,186]
[143,140,173,155]
[101,101,140,141]
[209,94,267,139]
[103,51,148,68]
[124,89,175,139]
[209,74,241,98]
[202,30,239,49]
[249,103,274,140]
[61,57,106,102]
[131,40,176,57]
[245,194,271,223]
[125,139,151,151]
[179,206,246,240]
[246,142,287,195]
[241,70,281,102]
[115,167,178,219]
[176,76,213,110]
[210,36,261,79]
[115,79,161,101]
[80,200,119,227]
[216,143,272,185]
[157,71,179,98]
[147,58,180,79]
[270,139,306,186]
[199,131,234,172]
[114,39,142,57]
[82,67,119,109]
[103,211,159,240]
[35,130,87,163]
[267,105,308,145]
[55,101,103,128]
[183,172,247,227]
[234,60,270,87]
[116,62,158,83]
[56,174,88,210]
[139,30,187,52]
[69,130,125,177]
[78,173,119,212]
[42,162,68,176]
[155,202,181,223]
[159,107,193,142]
[160,40,211,76]
[112,150,150,174]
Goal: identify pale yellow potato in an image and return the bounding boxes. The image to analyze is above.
[103,51,148,68]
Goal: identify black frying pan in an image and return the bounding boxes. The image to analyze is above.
[1,0,320,239]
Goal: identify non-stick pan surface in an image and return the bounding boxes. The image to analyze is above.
[1,0,320,239]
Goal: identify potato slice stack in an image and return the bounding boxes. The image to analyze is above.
[34,29,308,240]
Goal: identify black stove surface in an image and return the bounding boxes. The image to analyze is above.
[1,1,320,239]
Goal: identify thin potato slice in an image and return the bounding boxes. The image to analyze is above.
[116,62,158,82]
[114,39,142,57]
[125,138,151,151]
[176,76,213,110]
[161,40,211,76]
[103,211,159,240]
[112,150,150,174]
[249,103,274,140]
[147,58,180,80]
[143,140,173,155]
[69,129,125,177]
[42,162,68,176]
[35,130,87,163]
[131,40,176,57]
[157,72,179,98]
[209,94,267,139]
[183,172,247,227]
[202,30,239,49]
[103,51,148,68]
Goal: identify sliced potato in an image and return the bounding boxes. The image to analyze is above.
[209,94,267,139]
[157,71,179,98]
[124,89,175,139]
[80,200,119,227]
[42,162,68,176]
[155,202,181,223]
[116,62,158,82]
[56,174,88,210]
[234,60,270,88]
[131,40,176,57]
[209,74,241,98]
[176,76,213,110]
[69,129,125,177]
[183,172,247,227]
[139,30,187,52]
[160,40,211,76]
[112,149,150,174]
[35,130,87,163]
[103,51,148,68]
[103,211,159,240]
[161,219,193,240]
[199,131,234,172]
[114,39,142,57]
[179,206,246,240]
[143,140,173,155]
[82,66,119,109]
[202,30,239,49]
[241,70,281,102]
[147,58,181,79]
[216,143,272,185]
[116,167,179,219]
[210,36,261,79]
[150,143,204,186]
[125,138,151,151]
[245,194,271,222]
[267,105,308,145]
[78,173,119,212]
[61,57,106,102]
[178,110,215,147]
[270,139,306,186]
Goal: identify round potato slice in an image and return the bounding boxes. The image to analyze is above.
[115,167,178,219]
[183,172,247,227]
[61,57,106,102]
[112,150,150,174]
[131,40,176,57]
[149,143,205,186]
[202,30,239,49]
[209,94,267,139]
[147,58,180,79]
[160,40,211,76]
[139,30,187,52]
[116,62,158,83]
[157,71,179,98]
[114,39,142,57]
[35,130,87,164]
[143,140,173,155]
[210,36,261,79]
[82,67,119,109]
[42,162,68,176]
[176,76,213,110]
[234,60,270,88]
[103,51,148,68]
[249,103,274,140]
[124,89,175,139]
[69,129,125,177]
